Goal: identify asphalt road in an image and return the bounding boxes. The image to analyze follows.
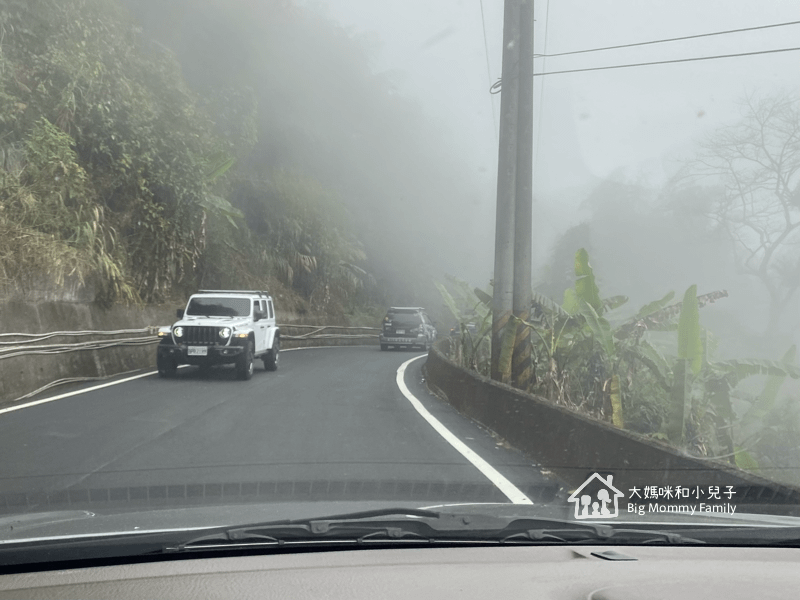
[0,346,560,513]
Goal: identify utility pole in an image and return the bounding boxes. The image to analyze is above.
[511,0,534,390]
[490,0,521,383]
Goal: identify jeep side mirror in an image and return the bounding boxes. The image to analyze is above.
[254,310,265,321]
[176,308,185,319]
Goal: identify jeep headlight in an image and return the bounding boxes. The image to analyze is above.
[173,326,184,338]
[219,327,231,339]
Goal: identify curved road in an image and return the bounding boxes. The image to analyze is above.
[0,347,558,512]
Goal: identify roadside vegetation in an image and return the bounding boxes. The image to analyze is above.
[0,0,473,322]
[438,90,800,484]
[438,251,800,484]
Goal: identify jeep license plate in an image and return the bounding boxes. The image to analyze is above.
[396,329,405,334]
[188,346,208,356]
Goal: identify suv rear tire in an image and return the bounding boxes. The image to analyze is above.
[237,341,255,380]
[264,338,280,371]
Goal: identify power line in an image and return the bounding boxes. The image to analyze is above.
[478,0,498,141]
[533,45,800,77]
[533,19,800,59]
[492,45,800,91]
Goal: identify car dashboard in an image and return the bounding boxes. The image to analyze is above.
[0,545,797,599]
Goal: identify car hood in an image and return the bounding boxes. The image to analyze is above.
[174,316,252,329]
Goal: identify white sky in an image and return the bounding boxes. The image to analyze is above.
[309,0,799,185]
[306,0,800,277]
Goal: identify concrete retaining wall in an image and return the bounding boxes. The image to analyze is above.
[0,300,176,404]
[425,339,800,510]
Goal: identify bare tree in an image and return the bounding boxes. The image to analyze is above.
[690,93,800,337]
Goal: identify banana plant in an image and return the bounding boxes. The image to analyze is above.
[667,285,704,444]
[435,277,492,373]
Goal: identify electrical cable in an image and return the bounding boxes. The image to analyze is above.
[533,19,800,59]
[491,45,800,91]
[534,45,800,77]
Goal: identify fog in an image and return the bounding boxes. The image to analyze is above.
[311,0,800,356]
[118,0,800,355]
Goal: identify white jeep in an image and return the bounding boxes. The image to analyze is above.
[156,290,280,380]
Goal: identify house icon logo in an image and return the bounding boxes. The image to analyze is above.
[567,473,624,520]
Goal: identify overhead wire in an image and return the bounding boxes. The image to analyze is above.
[533,19,800,59]
[532,46,800,77]
[491,45,800,91]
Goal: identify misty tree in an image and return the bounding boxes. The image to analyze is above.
[690,93,800,337]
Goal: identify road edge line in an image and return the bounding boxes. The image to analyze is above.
[396,355,533,505]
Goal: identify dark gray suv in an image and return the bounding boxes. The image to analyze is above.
[379,307,437,351]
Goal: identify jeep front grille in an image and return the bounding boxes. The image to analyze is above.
[183,326,220,345]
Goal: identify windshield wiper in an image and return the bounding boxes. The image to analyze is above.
[164,508,443,552]
[162,507,706,553]
[501,524,704,545]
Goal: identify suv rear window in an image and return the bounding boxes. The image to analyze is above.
[386,313,422,327]
[186,297,251,317]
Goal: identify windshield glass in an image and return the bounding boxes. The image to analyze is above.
[2,0,800,566]
[186,297,251,317]
[387,314,422,327]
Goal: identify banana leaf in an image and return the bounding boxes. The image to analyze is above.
[574,248,603,314]
[667,359,690,444]
[562,287,580,316]
[204,154,237,182]
[737,346,798,441]
[533,291,571,318]
[579,300,616,362]
[677,285,703,376]
[474,287,492,306]
[609,373,624,428]
[435,281,462,322]
[199,193,244,227]
[622,339,672,391]
[602,295,629,312]
[635,290,675,320]
[734,448,760,471]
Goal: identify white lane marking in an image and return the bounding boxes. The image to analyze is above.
[0,371,159,416]
[0,365,191,416]
[0,346,371,415]
[396,355,533,505]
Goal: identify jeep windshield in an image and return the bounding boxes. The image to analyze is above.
[185,297,251,318]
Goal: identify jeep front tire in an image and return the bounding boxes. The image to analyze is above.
[157,354,177,378]
[237,341,255,380]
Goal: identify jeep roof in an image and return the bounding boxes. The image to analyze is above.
[196,289,272,298]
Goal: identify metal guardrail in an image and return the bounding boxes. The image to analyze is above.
[280,324,380,341]
[0,324,380,360]
[0,328,160,361]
